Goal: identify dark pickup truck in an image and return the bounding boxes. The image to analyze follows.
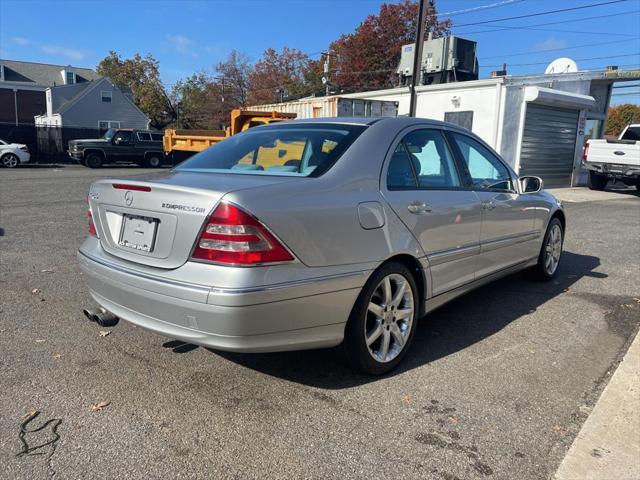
[69,129,164,168]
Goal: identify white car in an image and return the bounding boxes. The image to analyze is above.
[0,138,31,168]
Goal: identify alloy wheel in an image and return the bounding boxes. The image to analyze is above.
[365,273,414,363]
[544,224,562,276]
[2,154,19,168]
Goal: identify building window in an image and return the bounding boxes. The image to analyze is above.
[66,71,75,84]
[444,111,474,131]
[98,120,120,129]
[101,91,112,103]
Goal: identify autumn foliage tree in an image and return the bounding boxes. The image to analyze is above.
[329,0,450,93]
[605,104,640,137]
[246,47,314,105]
[97,51,176,128]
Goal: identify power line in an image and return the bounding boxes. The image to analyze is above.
[454,9,640,35]
[480,38,633,60]
[453,0,629,27]
[483,52,640,68]
[434,0,524,18]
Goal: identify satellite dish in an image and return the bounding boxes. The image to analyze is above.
[545,57,579,74]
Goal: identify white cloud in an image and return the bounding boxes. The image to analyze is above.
[531,37,568,52]
[166,34,196,56]
[41,44,86,61]
[12,37,29,46]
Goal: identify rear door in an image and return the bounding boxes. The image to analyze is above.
[447,131,538,278]
[382,128,482,296]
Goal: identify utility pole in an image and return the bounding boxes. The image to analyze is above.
[323,52,330,97]
[409,0,430,117]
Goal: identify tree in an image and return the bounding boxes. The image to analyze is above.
[97,51,176,128]
[247,47,313,105]
[216,50,252,108]
[605,104,640,137]
[328,0,451,93]
[170,72,223,129]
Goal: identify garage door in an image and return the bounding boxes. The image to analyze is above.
[519,104,579,187]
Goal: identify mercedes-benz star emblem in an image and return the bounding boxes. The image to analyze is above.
[124,191,134,206]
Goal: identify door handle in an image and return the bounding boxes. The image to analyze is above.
[482,200,496,210]
[407,201,432,214]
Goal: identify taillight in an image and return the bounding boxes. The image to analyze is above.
[192,202,294,265]
[582,142,590,162]
[86,196,98,237]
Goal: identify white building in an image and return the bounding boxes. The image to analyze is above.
[249,69,640,187]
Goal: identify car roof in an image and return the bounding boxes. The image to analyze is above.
[262,116,450,128]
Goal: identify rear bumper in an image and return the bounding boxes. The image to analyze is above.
[584,161,640,178]
[78,248,366,352]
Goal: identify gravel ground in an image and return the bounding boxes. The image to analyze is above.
[1,165,639,480]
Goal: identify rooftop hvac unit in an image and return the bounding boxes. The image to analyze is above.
[397,36,479,85]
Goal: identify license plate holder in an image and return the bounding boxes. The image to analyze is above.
[119,214,158,252]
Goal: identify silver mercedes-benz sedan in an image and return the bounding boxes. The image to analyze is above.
[79,116,565,374]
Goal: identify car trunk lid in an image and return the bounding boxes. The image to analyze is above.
[88,170,295,269]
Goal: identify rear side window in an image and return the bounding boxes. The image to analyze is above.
[386,129,461,190]
[176,124,366,177]
[137,132,152,141]
[151,133,163,141]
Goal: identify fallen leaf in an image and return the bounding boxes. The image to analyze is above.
[99,330,111,337]
[22,410,38,419]
[35,339,46,343]
[40,269,55,273]
[447,416,459,425]
[552,425,566,435]
[633,298,640,304]
[400,394,412,405]
[52,353,62,359]
[91,401,110,412]
[31,288,39,294]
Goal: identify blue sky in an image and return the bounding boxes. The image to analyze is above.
[1,0,638,103]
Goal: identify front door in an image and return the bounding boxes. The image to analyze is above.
[382,128,482,296]
[112,130,134,162]
[448,131,538,278]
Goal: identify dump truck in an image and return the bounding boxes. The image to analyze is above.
[163,109,297,164]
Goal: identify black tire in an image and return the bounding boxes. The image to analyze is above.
[85,152,103,169]
[533,217,564,281]
[144,154,162,168]
[588,171,608,191]
[344,262,419,375]
[1,153,20,168]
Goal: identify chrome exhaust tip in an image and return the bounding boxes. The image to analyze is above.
[83,307,119,327]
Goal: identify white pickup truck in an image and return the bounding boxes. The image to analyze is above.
[583,124,640,191]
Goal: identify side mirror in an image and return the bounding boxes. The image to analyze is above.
[113,138,121,145]
[520,176,543,194]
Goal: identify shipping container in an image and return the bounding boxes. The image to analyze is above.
[247,96,398,119]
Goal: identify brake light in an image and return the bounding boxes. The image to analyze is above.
[192,202,294,265]
[86,197,98,237]
[112,183,151,192]
[582,142,590,162]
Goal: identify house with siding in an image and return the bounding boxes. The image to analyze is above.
[34,77,150,129]
[0,59,100,125]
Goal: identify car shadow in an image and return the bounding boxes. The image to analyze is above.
[197,251,606,389]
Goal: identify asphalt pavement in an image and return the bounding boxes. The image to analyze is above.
[1,165,639,480]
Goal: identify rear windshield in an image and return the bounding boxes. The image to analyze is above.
[621,126,640,141]
[175,124,366,177]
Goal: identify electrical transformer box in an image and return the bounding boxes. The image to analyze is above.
[397,36,478,84]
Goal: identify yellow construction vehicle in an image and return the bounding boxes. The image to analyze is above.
[163,109,296,164]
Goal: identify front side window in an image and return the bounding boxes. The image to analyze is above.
[386,129,461,190]
[113,131,132,144]
[176,124,365,177]
[450,132,513,191]
[137,132,152,141]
